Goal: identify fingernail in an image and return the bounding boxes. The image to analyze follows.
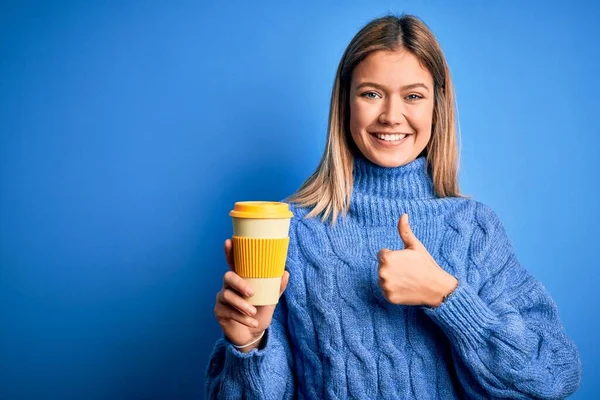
[252,320,258,327]
[246,287,254,297]
[249,306,257,315]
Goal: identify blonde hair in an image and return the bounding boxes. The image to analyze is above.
[288,14,463,224]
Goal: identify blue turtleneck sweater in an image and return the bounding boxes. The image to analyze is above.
[205,156,581,399]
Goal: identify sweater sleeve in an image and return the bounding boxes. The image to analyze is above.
[424,202,581,399]
[204,293,295,399]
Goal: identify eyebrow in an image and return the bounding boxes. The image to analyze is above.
[355,82,430,92]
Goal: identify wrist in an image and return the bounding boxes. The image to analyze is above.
[427,272,458,308]
[238,341,261,353]
[232,330,266,353]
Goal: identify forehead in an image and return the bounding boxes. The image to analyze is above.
[352,49,433,87]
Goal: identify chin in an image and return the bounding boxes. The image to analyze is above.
[368,153,415,168]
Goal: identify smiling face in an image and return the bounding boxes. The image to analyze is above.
[349,49,435,167]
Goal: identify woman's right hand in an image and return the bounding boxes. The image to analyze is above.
[214,239,290,353]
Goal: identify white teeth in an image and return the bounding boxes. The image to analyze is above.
[375,133,407,141]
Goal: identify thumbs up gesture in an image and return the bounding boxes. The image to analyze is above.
[377,214,458,307]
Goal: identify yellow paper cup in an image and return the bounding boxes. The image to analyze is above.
[230,202,293,305]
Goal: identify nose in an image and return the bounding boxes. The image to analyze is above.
[378,96,406,126]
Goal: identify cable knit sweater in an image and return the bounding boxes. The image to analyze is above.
[206,156,581,399]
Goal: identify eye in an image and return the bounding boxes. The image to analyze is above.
[360,91,381,99]
[406,93,424,101]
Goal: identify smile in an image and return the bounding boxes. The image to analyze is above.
[375,133,406,141]
[370,132,412,144]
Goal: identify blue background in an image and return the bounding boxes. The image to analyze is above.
[1,1,598,398]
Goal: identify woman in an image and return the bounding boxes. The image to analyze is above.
[206,14,581,399]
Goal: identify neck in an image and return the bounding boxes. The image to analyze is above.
[348,155,438,226]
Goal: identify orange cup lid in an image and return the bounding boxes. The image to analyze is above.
[230,201,294,219]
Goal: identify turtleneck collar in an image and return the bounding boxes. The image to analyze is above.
[352,155,435,200]
[348,155,440,226]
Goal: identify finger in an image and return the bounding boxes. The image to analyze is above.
[219,288,257,317]
[377,248,390,264]
[216,302,259,328]
[279,271,290,297]
[223,271,254,297]
[224,239,234,270]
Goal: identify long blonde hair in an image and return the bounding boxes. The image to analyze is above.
[288,14,463,224]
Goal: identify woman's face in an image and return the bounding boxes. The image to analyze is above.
[349,49,435,168]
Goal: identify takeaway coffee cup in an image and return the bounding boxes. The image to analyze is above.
[230,201,293,306]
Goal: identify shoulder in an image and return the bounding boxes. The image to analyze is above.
[443,197,505,232]
[284,202,315,238]
[442,197,512,255]
[469,200,508,238]
[280,201,325,259]
[435,197,502,237]
[286,202,311,223]
[461,200,516,269]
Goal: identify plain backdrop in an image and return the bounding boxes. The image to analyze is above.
[1,0,599,398]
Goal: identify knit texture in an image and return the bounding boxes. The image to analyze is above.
[206,156,581,399]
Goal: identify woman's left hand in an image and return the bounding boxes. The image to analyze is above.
[377,214,458,308]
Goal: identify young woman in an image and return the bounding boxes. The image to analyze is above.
[206,14,581,399]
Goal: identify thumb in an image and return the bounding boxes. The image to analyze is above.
[278,271,290,297]
[398,214,421,249]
